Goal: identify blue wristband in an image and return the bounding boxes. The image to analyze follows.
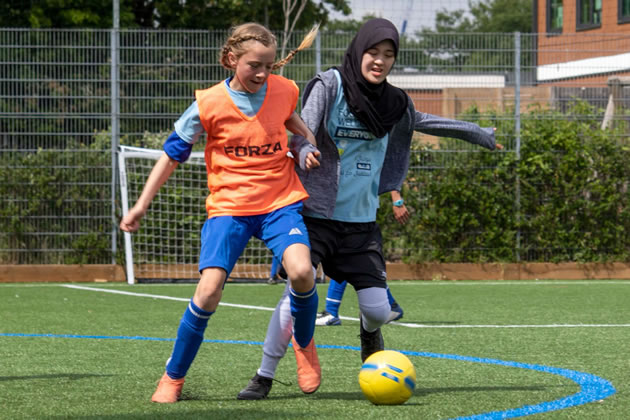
[393,199,404,207]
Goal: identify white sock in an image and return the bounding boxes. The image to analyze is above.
[258,283,293,378]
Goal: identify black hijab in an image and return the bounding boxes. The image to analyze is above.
[336,18,408,138]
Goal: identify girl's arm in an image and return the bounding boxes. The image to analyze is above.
[285,112,317,146]
[414,112,503,150]
[300,79,328,136]
[287,78,329,170]
[119,153,179,232]
[286,111,320,170]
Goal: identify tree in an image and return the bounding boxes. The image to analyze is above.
[411,0,534,74]
[430,0,533,34]
[0,0,135,28]
[325,14,376,32]
[0,0,350,30]
[154,0,350,30]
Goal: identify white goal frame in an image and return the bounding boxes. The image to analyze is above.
[118,146,275,284]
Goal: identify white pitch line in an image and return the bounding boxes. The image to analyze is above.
[387,322,630,328]
[390,280,630,286]
[61,284,275,312]
[61,284,630,329]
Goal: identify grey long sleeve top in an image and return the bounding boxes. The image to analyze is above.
[291,69,497,219]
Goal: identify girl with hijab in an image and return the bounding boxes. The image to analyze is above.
[237,18,501,400]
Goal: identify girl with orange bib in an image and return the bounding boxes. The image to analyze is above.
[120,23,322,403]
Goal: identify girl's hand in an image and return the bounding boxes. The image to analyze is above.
[120,206,145,233]
[492,127,504,150]
[393,204,410,225]
[304,150,321,169]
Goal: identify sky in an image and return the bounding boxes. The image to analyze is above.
[323,0,470,35]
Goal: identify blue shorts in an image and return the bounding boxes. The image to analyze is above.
[198,201,310,277]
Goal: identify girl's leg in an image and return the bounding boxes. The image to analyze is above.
[252,203,319,395]
[315,279,346,325]
[356,286,390,362]
[155,215,249,403]
[238,283,292,400]
[386,285,395,305]
[385,285,404,323]
[166,267,225,378]
[282,243,318,348]
[153,267,225,403]
[259,282,293,377]
[325,280,347,317]
[282,242,320,394]
[357,286,390,331]
[268,256,282,284]
[258,203,317,347]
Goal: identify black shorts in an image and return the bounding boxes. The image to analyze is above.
[304,216,387,290]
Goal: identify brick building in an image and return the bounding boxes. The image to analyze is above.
[534,0,630,85]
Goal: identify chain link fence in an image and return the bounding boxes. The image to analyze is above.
[1,28,629,266]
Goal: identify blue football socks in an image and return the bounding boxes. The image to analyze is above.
[166,299,213,379]
[386,286,395,305]
[324,279,347,318]
[289,285,318,348]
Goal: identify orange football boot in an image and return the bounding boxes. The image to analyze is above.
[291,337,321,394]
[151,372,185,403]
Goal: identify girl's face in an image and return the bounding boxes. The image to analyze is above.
[360,39,396,85]
[229,40,276,93]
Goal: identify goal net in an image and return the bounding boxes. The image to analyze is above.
[118,146,275,284]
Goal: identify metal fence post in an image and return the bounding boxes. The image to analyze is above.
[110,1,120,265]
[514,31,522,262]
[315,31,321,74]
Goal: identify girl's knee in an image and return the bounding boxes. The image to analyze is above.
[283,257,313,281]
[286,263,315,293]
[282,243,312,278]
[195,268,226,310]
[362,304,390,326]
[358,287,391,329]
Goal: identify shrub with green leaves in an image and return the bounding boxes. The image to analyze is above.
[379,100,630,263]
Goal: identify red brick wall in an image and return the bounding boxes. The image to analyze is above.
[406,90,443,116]
[537,0,630,66]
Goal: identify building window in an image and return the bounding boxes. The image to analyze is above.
[577,0,602,30]
[547,0,563,33]
[620,0,630,23]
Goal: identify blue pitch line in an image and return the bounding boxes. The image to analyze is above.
[1,333,616,419]
[395,349,617,420]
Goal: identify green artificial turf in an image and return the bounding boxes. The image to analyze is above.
[1,280,628,419]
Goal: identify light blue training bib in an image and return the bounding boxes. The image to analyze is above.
[325,70,388,222]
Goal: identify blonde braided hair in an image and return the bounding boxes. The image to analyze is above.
[273,24,320,70]
[220,23,320,71]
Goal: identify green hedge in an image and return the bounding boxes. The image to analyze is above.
[0,134,113,264]
[3,101,629,264]
[379,100,630,263]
